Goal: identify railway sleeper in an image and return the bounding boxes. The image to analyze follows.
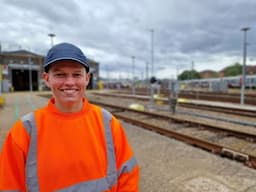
[221,148,249,162]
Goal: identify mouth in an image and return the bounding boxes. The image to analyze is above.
[60,89,79,94]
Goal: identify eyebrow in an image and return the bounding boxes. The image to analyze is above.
[51,68,83,72]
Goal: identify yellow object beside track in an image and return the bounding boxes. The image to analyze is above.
[128,103,145,111]
[177,98,189,103]
[0,95,5,107]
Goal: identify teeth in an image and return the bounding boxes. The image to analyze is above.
[63,89,76,93]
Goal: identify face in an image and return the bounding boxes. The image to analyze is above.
[43,60,90,110]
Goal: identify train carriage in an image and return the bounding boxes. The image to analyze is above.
[181,75,256,90]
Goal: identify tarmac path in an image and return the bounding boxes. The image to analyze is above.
[0,91,48,147]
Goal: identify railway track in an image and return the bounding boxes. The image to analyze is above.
[178,102,256,118]
[118,88,256,105]
[178,91,256,105]
[89,99,256,170]
[92,91,256,118]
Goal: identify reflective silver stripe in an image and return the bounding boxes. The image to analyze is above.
[118,157,137,177]
[0,190,21,192]
[102,108,118,187]
[21,113,39,192]
[57,177,109,192]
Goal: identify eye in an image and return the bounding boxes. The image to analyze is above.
[73,73,82,77]
[54,73,65,78]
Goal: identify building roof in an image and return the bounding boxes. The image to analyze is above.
[0,50,44,58]
[246,65,256,74]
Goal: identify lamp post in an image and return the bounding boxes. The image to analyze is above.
[240,27,250,105]
[131,56,136,95]
[48,33,56,47]
[176,64,179,80]
[149,29,154,77]
[29,57,33,92]
[145,61,149,85]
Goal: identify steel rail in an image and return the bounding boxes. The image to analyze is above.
[91,100,256,169]
[93,92,256,118]
[178,103,256,118]
[177,109,256,127]
[119,88,256,105]
[91,100,256,141]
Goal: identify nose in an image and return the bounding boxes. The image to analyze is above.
[64,75,76,85]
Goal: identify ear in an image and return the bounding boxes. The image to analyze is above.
[85,73,91,87]
[42,72,51,88]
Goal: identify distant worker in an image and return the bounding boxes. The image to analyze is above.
[169,94,177,114]
[0,42,139,191]
[169,81,179,114]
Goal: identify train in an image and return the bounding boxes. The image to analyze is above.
[181,75,256,89]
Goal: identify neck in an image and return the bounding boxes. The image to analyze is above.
[55,100,83,113]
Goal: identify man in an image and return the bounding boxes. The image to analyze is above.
[0,42,139,191]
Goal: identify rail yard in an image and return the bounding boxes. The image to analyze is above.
[1,90,256,191]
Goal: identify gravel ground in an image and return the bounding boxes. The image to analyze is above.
[123,121,256,192]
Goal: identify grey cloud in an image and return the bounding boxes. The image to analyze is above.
[1,0,256,78]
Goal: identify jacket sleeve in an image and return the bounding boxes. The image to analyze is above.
[0,120,29,192]
[110,117,139,192]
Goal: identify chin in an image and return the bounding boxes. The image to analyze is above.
[63,97,80,103]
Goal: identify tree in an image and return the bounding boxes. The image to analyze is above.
[178,70,200,80]
[223,63,242,76]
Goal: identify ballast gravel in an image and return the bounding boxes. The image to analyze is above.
[122,121,256,192]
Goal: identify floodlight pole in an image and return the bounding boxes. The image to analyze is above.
[149,29,154,77]
[146,61,149,86]
[240,27,250,105]
[131,56,136,95]
[48,33,56,47]
[29,57,33,92]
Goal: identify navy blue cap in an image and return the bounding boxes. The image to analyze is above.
[44,42,89,72]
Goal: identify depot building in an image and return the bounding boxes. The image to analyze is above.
[0,50,99,92]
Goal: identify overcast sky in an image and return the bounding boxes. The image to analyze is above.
[1,0,256,79]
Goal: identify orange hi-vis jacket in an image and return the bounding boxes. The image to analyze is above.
[0,98,139,192]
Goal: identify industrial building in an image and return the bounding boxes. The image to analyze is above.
[0,49,99,92]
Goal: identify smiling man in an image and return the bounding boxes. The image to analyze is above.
[0,43,139,192]
[43,60,90,112]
